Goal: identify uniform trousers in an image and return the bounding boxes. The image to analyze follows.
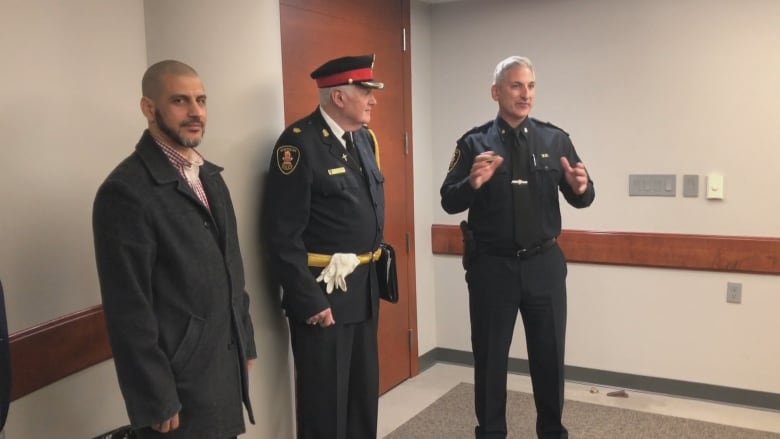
[289,317,379,439]
[466,243,568,439]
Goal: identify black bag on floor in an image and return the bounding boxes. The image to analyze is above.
[93,425,136,439]
[377,242,398,303]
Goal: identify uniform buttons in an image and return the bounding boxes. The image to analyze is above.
[203,221,210,228]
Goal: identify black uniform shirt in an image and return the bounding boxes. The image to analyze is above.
[440,116,595,251]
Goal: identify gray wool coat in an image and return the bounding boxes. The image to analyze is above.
[93,130,256,439]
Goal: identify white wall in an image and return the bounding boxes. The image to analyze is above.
[3,1,778,435]
[410,0,439,358]
[1,0,294,437]
[0,0,147,334]
[1,1,146,436]
[422,0,780,393]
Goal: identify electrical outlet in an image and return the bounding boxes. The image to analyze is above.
[726,282,742,304]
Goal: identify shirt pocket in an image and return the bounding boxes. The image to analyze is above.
[316,170,361,196]
[532,152,562,182]
[369,167,384,186]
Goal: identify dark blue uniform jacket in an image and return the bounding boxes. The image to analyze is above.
[265,108,385,324]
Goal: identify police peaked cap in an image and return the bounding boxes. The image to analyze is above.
[310,54,384,89]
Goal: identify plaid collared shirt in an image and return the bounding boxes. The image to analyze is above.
[153,137,211,211]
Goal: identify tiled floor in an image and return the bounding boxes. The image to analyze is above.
[378,363,780,438]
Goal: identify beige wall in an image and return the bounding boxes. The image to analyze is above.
[2,0,779,436]
[1,0,294,437]
[411,0,438,357]
[420,0,780,393]
[1,1,147,436]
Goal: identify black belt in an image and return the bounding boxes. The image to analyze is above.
[480,238,557,259]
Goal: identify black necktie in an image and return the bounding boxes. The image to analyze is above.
[511,130,534,248]
[343,132,362,170]
[343,132,356,157]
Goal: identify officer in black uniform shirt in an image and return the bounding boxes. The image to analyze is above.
[264,54,385,439]
[440,56,595,439]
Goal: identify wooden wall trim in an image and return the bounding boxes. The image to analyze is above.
[9,226,777,401]
[9,305,112,401]
[432,224,780,275]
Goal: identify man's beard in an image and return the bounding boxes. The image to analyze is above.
[155,110,204,148]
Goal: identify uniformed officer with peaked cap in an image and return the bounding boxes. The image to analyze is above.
[264,53,385,439]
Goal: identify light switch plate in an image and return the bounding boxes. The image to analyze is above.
[629,174,676,197]
[706,173,724,199]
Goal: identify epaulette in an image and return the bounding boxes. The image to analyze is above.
[531,117,569,136]
[458,120,493,142]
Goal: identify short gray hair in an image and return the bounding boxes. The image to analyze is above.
[493,56,534,85]
[318,84,356,107]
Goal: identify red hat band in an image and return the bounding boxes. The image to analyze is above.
[315,67,373,88]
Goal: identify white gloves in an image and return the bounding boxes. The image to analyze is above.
[315,253,360,294]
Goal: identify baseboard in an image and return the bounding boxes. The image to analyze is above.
[420,347,780,411]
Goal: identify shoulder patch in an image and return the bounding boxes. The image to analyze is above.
[447,146,461,172]
[531,118,570,136]
[276,145,301,175]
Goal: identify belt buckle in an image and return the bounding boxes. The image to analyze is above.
[515,248,528,257]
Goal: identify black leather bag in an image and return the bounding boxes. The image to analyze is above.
[93,425,136,439]
[376,242,398,303]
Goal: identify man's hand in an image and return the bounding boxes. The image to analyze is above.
[469,151,504,190]
[560,157,588,195]
[306,308,335,327]
[152,413,180,433]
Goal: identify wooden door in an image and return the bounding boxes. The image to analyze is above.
[279,0,418,393]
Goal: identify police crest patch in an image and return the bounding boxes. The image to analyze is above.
[276,145,301,175]
[447,146,461,172]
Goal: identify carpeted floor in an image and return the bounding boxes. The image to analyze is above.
[384,382,780,438]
